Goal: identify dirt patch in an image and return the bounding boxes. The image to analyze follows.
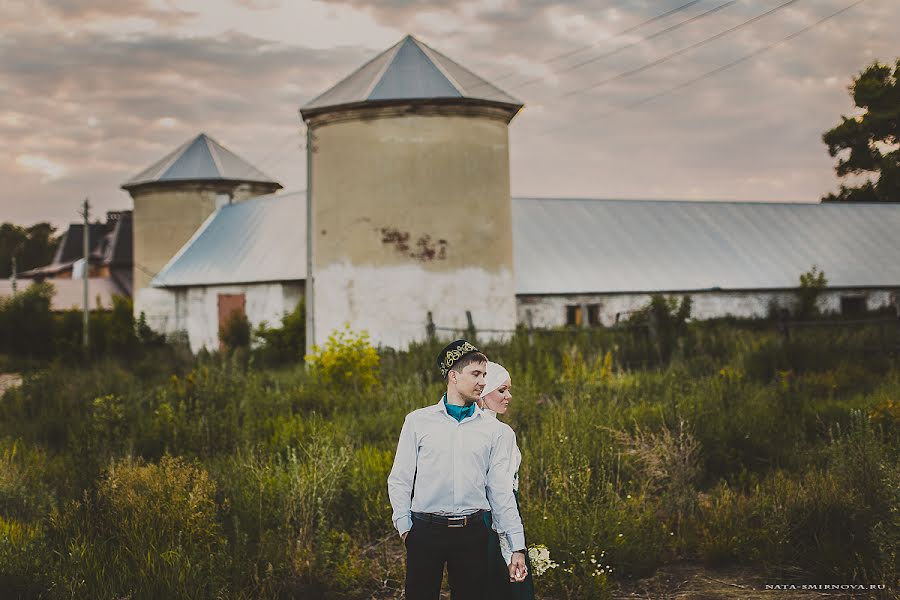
[611,561,893,600]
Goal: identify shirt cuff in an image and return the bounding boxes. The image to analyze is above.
[396,515,413,536]
[505,532,526,553]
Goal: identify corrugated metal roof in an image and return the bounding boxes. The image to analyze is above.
[152,190,306,287]
[301,35,521,113]
[122,133,281,190]
[513,198,900,295]
[151,194,900,294]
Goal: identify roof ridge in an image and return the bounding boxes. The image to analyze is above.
[158,135,209,181]
[204,135,226,178]
[303,38,405,108]
[361,37,406,100]
[414,37,465,96]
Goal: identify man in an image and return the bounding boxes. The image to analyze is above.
[388,339,528,600]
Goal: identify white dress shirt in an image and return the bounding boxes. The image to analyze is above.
[484,408,522,566]
[387,396,526,553]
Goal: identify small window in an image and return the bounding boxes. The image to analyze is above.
[587,304,600,326]
[566,305,583,327]
[840,295,866,316]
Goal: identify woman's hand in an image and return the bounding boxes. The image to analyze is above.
[508,551,527,582]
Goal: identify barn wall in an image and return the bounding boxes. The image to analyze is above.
[167,282,302,353]
[134,287,179,336]
[517,289,898,328]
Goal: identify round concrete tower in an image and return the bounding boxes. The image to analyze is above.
[300,35,523,350]
[122,133,281,320]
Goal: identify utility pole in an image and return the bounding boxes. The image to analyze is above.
[79,198,90,351]
[10,256,16,295]
[305,124,315,356]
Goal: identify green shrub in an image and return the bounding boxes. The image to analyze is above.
[0,439,55,523]
[220,309,251,350]
[796,265,828,318]
[0,282,55,359]
[211,427,353,595]
[48,455,229,600]
[0,516,48,597]
[254,298,305,366]
[627,294,693,363]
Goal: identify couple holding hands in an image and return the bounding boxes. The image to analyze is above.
[388,339,536,600]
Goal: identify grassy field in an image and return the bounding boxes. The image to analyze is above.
[0,319,897,599]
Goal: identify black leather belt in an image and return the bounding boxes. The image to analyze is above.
[411,510,487,528]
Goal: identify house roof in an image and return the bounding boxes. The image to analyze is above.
[301,35,522,116]
[122,133,281,190]
[513,198,900,295]
[20,211,133,280]
[152,190,306,287]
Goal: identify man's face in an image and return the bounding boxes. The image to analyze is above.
[452,361,487,403]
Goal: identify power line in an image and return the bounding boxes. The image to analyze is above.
[537,0,864,138]
[260,141,306,180]
[469,0,711,93]
[234,127,305,181]
[542,0,706,66]
[617,0,866,113]
[513,0,738,89]
[562,0,804,98]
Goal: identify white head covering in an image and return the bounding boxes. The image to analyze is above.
[480,361,511,398]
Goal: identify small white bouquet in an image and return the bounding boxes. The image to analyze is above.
[527,544,559,577]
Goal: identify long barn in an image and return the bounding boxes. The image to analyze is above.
[148,193,900,352]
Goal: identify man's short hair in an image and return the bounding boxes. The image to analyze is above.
[449,352,488,377]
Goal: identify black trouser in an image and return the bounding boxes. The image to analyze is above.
[404,515,490,600]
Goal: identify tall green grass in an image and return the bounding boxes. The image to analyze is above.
[0,320,897,598]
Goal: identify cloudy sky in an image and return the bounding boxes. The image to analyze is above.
[2,0,896,228]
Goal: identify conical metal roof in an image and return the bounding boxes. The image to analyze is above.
[122,133,281,190]
[301,35,522,116]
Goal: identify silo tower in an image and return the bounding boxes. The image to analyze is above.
[300,35,523,349]
[122,133,282,320]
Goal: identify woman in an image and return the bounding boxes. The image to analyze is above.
[480,361,535,600]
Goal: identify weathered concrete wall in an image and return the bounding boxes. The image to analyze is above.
[316,263,515,349]
[309,108,516,349]
[517,289,899,328]
[134,286,179,335]
[129,181,278,294]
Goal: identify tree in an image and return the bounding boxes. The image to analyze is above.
[796,266,827,318]
[628,294,692,362]
[219,309,251,351]
[253,298,305,366]
[822,59,899,203]
[0,222,59,277]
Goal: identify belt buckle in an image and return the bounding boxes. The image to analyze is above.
[447,515,467,528]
